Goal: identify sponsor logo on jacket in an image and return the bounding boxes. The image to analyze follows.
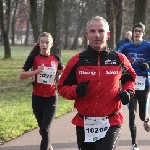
[105,59,116,64]
[79,70,96,75]
[106,71,118,74]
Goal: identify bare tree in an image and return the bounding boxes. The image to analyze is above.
[11,1,18,45]
[55,0,63,56]
[70,0,85,50]
[30,0,40,42]
[116,0,124,44]
[133,0,147,25]
[0,0,12,58]
[42,0,63,56]
[69,0,106,50]
[63,0,72,49]
[24,18,30,45]
[105,0,123,49]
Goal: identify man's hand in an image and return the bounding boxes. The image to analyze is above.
[118,90,133,105]
[76,81,90,97]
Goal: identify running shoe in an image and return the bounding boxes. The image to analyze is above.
[131,144,139,150]
[48,145,53,150]
[144,117,150,132]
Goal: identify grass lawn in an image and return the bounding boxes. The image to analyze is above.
[0,46,81,144]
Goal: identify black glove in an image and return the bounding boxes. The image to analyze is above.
[118,90,133,105]
[76,81,90,97]
[139,63,149,71]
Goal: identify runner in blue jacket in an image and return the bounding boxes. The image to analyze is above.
[122,22,150,150]
[115,31,132,53]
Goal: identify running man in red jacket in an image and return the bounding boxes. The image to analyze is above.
[58,16,136,150]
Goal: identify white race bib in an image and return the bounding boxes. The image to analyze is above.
[84,117,110,142]
[37,67,56,85]
[135,76,146,90]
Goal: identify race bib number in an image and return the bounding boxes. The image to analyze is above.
[37,67,56,85]
[135,76,146,90]
[84,117,110,142]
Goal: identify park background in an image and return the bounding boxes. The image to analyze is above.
[0,0,149,145]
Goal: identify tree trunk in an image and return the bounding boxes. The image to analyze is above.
[83,28,88,50]
[43,0,63,56]
[105,0,116,49]
[63,25,68,49]
[55,0,63,56]
[42,0,56,36]
[134,0,147,25]
[63,0,72,50]
[105,0,123,49]
[0,0,11,59]
[70,21,82,50]
[11,2,18,45]
[116,0,123,44]
[71,0,85,50]
[30,0,40,42]
[24,18,30,46]
[3,30,11,58]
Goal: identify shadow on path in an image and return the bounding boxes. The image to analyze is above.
[0,142,77,150]
[118,140,150,146]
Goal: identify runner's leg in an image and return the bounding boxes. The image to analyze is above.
[137,86,150,132]
[95,125,122,150]
[76,126,94,150]
[76,125,121,150]
[40,95,58,150]
[129,95,138,145]
[32,95,58,150]
[136,86,149,121]
[32,95,43,128]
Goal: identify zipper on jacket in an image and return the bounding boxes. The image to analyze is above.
[94,53,101,115]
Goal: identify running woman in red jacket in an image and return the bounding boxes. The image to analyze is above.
[58,16,136,150]
[19,32,64,150]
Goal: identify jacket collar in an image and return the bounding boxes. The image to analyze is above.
[87,45,111,54]
[131,39,143,45]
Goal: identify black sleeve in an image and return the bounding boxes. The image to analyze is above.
[22,54,36,71]
[120,69,134,85]
[54,55,64,70]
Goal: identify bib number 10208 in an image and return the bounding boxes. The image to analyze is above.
[84,117,110,142]
[85,127,109,134]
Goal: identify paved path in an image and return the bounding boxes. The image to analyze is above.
[0,105,150,150]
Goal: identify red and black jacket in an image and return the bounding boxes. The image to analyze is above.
[58,45,136,127]
[23,53,63,97]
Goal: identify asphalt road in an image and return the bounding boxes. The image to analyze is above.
[0,105,150,150]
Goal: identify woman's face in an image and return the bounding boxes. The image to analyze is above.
[39,37,53,56]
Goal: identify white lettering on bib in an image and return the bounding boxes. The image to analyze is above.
[84,116,110,142]
[135,76,146,90]
[37,67,56,85]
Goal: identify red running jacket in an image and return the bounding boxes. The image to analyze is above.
[22,53,63,97]
[58,46,136,127]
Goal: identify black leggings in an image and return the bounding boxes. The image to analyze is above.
[76,125,122,150]
[32,94,58,150]
[128,86,150,145]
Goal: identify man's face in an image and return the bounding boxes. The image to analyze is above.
[85,20,109,51]
[125,33,132,40]
[133,27,144,42]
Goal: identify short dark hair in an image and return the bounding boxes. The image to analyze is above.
[133,22,145,34]
[86,16,109,32]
